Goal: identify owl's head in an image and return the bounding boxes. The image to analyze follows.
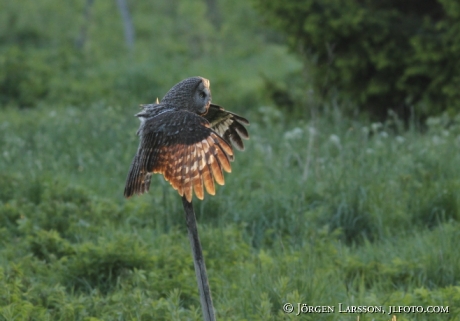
[161,77,212,115]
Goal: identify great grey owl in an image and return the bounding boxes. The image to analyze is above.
[124,76,249,202]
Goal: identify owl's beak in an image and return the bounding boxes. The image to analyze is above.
[200,101,211,115]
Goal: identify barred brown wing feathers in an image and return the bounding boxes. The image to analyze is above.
[182,143,195,202]
[191,143,205,201]
[204,104,249,151]
[200,139,216,195]
[124,110,234,201]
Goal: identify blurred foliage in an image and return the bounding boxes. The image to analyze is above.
[1,0,460,320]
[252,0,460,121]
[0,47,52,107]
[0,0,302,110]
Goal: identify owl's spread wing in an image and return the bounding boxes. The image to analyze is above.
[124,110,234,202]
[204,104,249,152]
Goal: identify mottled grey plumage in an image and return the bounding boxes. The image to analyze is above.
[124,76,249,201]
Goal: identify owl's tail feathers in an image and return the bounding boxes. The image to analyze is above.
[124,154,152,198]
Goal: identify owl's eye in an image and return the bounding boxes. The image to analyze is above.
[199,92,206,99]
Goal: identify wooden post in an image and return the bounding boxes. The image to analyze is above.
[181,196,216,321]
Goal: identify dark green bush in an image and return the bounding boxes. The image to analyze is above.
[27,229,75,262]
[0,47,52,108]
[0,201,25,238]
[0,173,21,203]
[64,236,154,294]
[252,0,460,121]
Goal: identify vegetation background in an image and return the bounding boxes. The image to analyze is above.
[1,0,459,320]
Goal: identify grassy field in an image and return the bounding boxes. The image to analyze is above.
[1,103,460,321]
[1,0,460,320]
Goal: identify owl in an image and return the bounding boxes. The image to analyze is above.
[124,77,249,202]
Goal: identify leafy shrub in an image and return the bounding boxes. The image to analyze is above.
[0,201,24,238]
[27,229,75,262]
[0,173,21,203]
[0,265,45,320]
[0,176,130,244]
[252,0,460,121]
[64,236,154,294]
[24,185,93,237]
[0,47,52,108]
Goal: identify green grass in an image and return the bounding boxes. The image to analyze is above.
[1,0,460,320]
[1,104,459,321]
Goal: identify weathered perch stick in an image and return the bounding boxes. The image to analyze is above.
[182,196,216,321]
